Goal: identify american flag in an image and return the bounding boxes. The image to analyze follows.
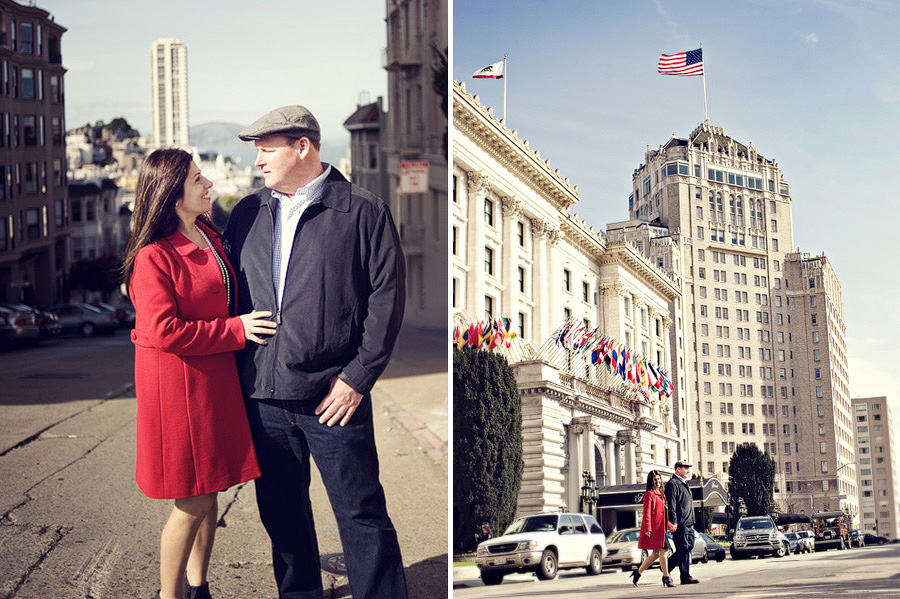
[657,48,704,76]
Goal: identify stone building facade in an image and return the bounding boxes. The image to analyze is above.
[453,80,688,529]
[852,397,899,539]
[384,0,447,329]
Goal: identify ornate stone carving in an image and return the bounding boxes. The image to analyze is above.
[662,316,673,330]
[500,196,522,218]
[531,218,552,239]
[466,171,490,194]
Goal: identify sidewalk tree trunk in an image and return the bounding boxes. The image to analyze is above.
[452,347,523,553]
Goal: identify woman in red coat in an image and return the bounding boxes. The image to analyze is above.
[122,149,276,599]
[631,470,675,587]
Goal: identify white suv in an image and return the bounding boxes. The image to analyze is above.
[475,512,607,586]
[730,516,790,559]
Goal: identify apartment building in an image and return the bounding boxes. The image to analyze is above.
[150,38,188,149]
[0,0,66,305]
[384,0,447,329]
[853,397,899,538]
[627,122,856,516]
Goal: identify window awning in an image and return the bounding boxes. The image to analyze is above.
[594,477,729,509]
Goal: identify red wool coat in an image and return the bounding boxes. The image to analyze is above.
[638,489,668,549]
[130,223,260,499]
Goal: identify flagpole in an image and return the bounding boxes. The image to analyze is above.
[701,43,708,123]
[503,54,508,125]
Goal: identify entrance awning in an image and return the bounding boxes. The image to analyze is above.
[594,477,729,509]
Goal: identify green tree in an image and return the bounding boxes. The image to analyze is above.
[727,443,776,517]
[106,117,140,140]
[453,348,523,553]
[68,255,121,298]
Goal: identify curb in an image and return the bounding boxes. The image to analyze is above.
[373,388,448,465]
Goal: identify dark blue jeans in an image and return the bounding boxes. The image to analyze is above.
[245,395,408,599]
[667,524,693,581]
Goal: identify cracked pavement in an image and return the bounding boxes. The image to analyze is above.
[0,331,448,598]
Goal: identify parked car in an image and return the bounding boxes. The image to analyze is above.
[475,512,606,585]
[699,532,726,562]
[0,305,40,346]
[602,527,706,572]
[862,533,889,545]
[849,530,865,548]
[785,531,814,554]
[49,303,118,337]
[4,304,60,339]
[90,302,135,329]
[730,516,790,559]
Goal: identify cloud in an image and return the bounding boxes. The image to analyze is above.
[804,33,819,44]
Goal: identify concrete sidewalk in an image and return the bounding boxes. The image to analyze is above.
[372,324,448,463]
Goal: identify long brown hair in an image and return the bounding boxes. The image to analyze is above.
[645,469,663,491]
[121,148,212,284]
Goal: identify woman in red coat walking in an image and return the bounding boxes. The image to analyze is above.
[631,470,676,587]
[122,149,276,599]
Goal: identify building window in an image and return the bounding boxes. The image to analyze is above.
[517,221,525,246]
[20,22,34,54]
[583,281,589,303]
[451,226,458,255]
[518,266,525,293]
[811,314,817,325]
[484,198,493,226]
[484,247,494,275]
[484,296,493,320]
[518,312,526,338]
[21,67,35,99]
[563,268,571,292]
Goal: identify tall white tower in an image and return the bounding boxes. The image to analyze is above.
[150,38,189,148]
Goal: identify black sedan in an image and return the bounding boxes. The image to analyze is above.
[862,533,890,545]
[699,532,726,562]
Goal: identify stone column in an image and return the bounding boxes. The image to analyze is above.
[567,423,585,513]
[531,218,551,341]
[466,171,489,316]
[548,226,562,335]
[606,437,618,487]
[500,197,522,318]
[618,431,637,485]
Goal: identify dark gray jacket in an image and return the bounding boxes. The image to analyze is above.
[223,168,405,401]
[665,475,695,528]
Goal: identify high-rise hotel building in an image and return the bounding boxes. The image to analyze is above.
[852,397,899,539]
[150,38,188,148]
[627,122,856,517]
[0,1,67,305]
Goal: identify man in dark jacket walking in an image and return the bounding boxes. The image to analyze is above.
[665,461,699,585]
[224,105,407,599]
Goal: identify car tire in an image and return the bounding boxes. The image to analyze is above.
[775,542,787,558]
[80,322,95,337]
[716,553,725,562]
[730,546,743,560]
[536,549,558,580]
[701,553,708,564]
[586,547,603,575]
[481,571,505,586]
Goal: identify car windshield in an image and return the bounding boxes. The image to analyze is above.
[786,533,798,540]
[738,517,774,530]
[608,529,639,543]
[505,515,558,534]
[81,304,104,313]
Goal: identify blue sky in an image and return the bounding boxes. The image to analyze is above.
[35,0,388,161]
[454,0,900,436]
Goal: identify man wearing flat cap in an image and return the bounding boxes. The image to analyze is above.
[665,461,699,585]
[224,105,407,599]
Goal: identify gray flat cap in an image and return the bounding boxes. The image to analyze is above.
[238,105,321,142]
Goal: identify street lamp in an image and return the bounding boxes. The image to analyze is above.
[580,471,598,515]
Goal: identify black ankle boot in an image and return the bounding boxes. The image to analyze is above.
[182,577,212,599]
[662,575,676,587]
[630,569,641,586]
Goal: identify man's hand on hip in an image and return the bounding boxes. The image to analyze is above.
[316,377,363,427]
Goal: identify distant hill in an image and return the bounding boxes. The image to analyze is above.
[190,122,346,167]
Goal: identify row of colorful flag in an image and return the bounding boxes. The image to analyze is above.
[551,320,674,400]
[473,48,703,79]
[453,317,518,351]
